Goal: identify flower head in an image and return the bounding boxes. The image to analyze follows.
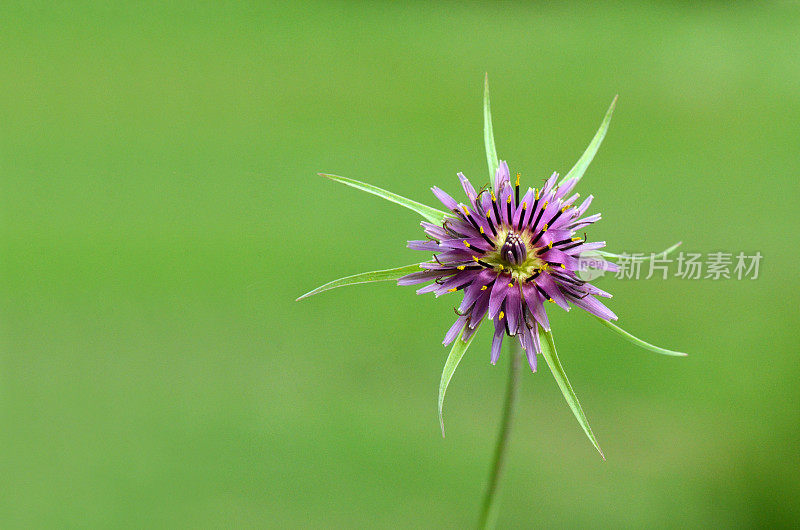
[400,162,618,371]
[300,77,688,453]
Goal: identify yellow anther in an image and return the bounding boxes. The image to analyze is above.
[462,205,470,215]
[491,191,496,201]
[486,210,492,218]
[457,265,466,270]
[472,255,480,262]
[543,224,548,231]
[507,195,512,204]
[515,173,521,186]
[499,311,505,320]
[543,201,549,209]
[480,285,488,291]
[562,205,568,212]
[522,201,527,210]
[479,226,485,234]
[548,241,553,249]
[508,282,513,287]
[560,263,566,269]
[463,240,471,248]
[535,189,540,200]
[548,298,555,303]
[448,288,457,292]
[571,237,581,242]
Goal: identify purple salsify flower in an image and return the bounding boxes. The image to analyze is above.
[300,79,687,457]
[399,161,618,372]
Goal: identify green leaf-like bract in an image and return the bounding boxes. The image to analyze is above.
[438,327,480,437]
[296,263,424,301]
[540,327,605,459]
[483,74,499,182]
[320,173,453,225]
[559,96,618,187]
[598,241,683,261]
[594,317,688,357]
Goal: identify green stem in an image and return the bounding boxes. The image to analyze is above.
[477,340,522,529]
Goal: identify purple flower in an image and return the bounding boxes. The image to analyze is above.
[399,162,618,372]
[300,77,688,454]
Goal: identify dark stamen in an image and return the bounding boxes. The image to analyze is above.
[477,227,496,248]
[485,209,498,237]
[471,257,494,268]
[550,270,585,286]
[491,192,501,224]
[525,270,542,282]
[460,205,483,234]
[558,240,583,252]
[543,204,568,229]
[550,237,576,248]
[531,203,547,232]
[535,284,553,302]
[530,226,547,247]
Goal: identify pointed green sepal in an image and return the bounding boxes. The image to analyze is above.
[539,327,605,459]
[320,173,453,225]
[599,241,683,262]
[594,317,688,357]
[296,263,425,301]
[438,326,480,437]
[483,73,499,183]
[559,95,618,187]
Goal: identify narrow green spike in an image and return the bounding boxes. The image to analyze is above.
[559,96,618,187]
[438,326,480,437]
[599,241,683,261]
[483,73,499,183]
[595,317,689,357]
[539,327,605,459]
[320,173,453,225]
[296,263,425,301]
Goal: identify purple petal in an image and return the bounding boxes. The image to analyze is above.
[421,222,450,241]
[463,321,480,341]
[490,317,505,364]
[535,273,570,311]
[569,213,601,230]
[574,195,594,216]
[469,289,491,327]
[431,186,459,212]
[459,269,498,312]
[513,188,536,229]
[457,173,477,205]
[521,283,550,331]
[567,294,617,321]
[488,274,512,318]
[505,285,522,336]
[397,270,448,286]
[408,240,440,251]
[443,316,468,345]
[494,160,510,192]
[518,324,538,372]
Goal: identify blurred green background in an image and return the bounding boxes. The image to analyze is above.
[2,1,799,527]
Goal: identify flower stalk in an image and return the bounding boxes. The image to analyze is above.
[478,339,522,529]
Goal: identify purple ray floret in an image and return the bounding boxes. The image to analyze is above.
[400,161,619,371]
